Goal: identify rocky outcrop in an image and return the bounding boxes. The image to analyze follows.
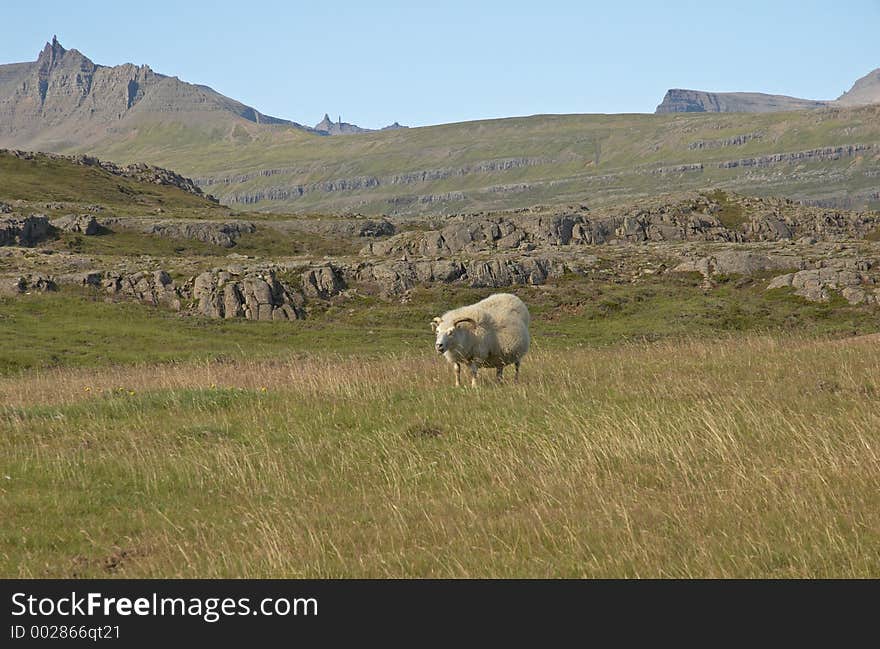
[346,256,566,296]
[674,251,803,277]
[143,220,256,247]
[361,207,738,256]
[50,213,100,235]
[767,267,876,304]
[655,89,828,113]
[2,274,57,294]
[688,133,764,150]
[363,195,880,257]
[102,270,182,309]
[189,269,304,321]
[301,265,346,298]
[0,215,50,246]
[717,144,872,170]
[314,114,370,136]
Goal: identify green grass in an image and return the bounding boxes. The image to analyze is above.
[2,275,878,375]
[703,189,747,229]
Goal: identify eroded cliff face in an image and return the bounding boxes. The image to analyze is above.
[0,37,296,150]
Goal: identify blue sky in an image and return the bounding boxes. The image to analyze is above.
[2,1,878,128]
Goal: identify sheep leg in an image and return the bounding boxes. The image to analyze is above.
[514,361,521,383]
[496,366,504,382]
[469,363,479,388]
[454,362,461,387]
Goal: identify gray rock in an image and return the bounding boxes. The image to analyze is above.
[358,219,395,237]
[673,250,802,277]
[50,214,100,235]
[0,215,51,246]
[188,269,304,320]
[345,256,564,295]
[102,269,182,309]
[302,265,346,298]
[144,220,256,248]
[767,268,871,303]
[3,274,57,294]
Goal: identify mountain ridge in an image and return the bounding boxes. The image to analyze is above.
[0,37,308,152]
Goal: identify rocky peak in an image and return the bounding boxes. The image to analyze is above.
[314,113,408,136]
[37,36,67,69]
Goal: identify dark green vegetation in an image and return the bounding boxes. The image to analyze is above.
[3,275,878,375]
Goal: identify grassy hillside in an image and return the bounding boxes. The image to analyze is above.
[0,150,223,216]
[80,105,880,215]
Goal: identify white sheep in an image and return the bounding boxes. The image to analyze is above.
[431,293,530,387]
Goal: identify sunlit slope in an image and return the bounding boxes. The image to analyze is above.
[83,104,880,215]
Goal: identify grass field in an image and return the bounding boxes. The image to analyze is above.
[1,335,878,577]
[1,281,879,577]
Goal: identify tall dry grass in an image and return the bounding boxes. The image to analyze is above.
[1,334,878,577]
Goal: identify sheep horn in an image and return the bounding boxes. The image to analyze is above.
[453,317,477,329]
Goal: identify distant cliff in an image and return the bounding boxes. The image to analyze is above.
[655,89,828,114]
[836,68,880,106]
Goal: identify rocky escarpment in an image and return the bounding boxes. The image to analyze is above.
[360,194,880,256]
[225,157,549,205]
[716,144,873,169]
[655,89,828,113]
[1,149,217,202]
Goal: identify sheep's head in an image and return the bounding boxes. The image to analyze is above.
[431,316,476,354]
